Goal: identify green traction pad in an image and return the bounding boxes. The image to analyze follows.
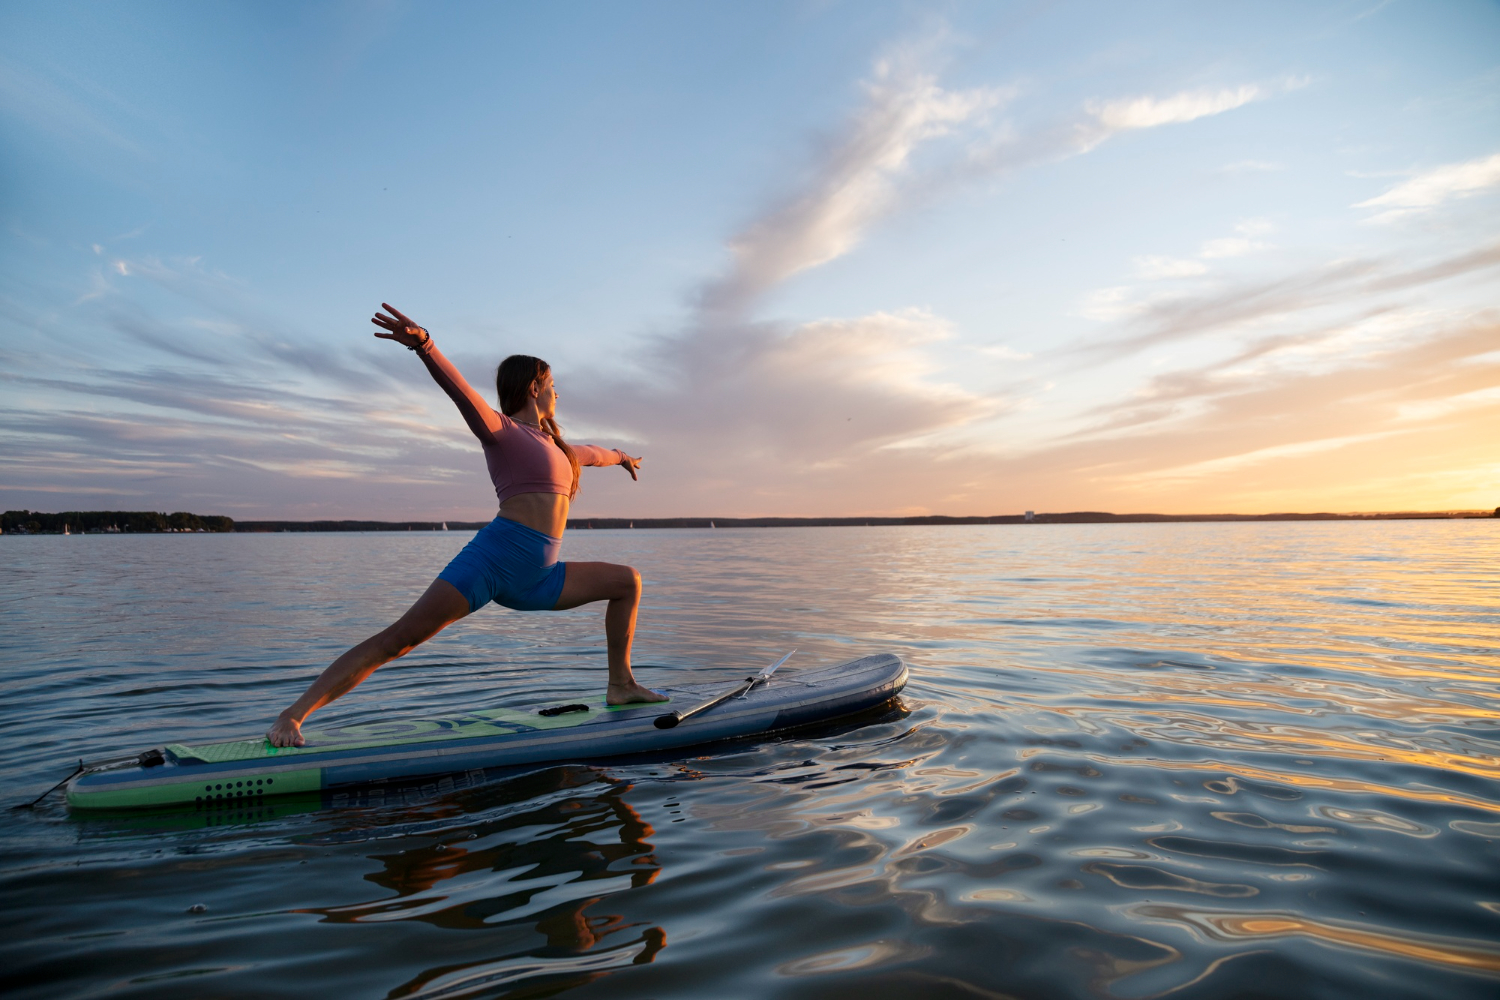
[165,697,670,765]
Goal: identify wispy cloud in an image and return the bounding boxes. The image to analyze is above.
[696,57,1275,325]
[0,57,148,158]
[99,254,387,392]
[1130,221,1273,281]
[562,56,1279,513]
[1395,384,1500,423]
[1071,241,1500,364]
[976,344,1034,361]
[1122,431,1401,484]
[0,37,1352,518]
[1200,219,1274,259]
[1355,151,1500,223]
[700,59,1005,318]
[522,51,1361,516]
[986,315,1500,511]
[1088,85,1262,131]
[1134,256,1209,280]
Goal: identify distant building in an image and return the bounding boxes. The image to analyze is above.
[1025,511,1035,522]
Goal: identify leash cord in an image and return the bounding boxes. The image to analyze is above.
[14,760,85,810]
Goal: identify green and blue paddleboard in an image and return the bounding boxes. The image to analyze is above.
[65,653,907,810]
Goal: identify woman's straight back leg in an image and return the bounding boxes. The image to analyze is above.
[267,578,472,747]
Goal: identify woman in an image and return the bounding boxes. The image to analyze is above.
[266,304,663,748]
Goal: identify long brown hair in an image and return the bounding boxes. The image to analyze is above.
[496,354,580,499]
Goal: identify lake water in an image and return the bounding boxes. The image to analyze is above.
[2,522,1498,999]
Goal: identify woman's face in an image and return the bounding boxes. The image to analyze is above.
[534,371,557,419]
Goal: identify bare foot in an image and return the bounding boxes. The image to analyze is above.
[606,681,667,706]
[266,714,306,748]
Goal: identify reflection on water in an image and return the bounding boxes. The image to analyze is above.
[310,767,670,998]
[2,521,1498,999]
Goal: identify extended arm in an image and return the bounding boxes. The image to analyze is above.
[571,445,624,466]
[572,445,643,480]
[373,304,503,441]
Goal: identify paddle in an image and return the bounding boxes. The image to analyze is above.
[653,651,796,730]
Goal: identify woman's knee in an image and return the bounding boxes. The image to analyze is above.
[596,563,640,602]
[617,564,641,599]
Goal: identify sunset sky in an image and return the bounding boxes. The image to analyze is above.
[2,1,1497,520]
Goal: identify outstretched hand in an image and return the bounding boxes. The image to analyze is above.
[372,303,429,349]
[620,453,643,481]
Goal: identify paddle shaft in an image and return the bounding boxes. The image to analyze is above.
[654,651,795,730]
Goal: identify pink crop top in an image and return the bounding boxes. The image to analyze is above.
[415,339,624,504]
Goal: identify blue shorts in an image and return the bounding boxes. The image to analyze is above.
[438,517,568,613]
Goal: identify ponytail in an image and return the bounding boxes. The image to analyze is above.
[497,355,581,498]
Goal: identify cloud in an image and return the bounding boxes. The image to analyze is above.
[1079,285,1144,322]
[571,308,989,468]
[1198,238,1260,259]
[1129,222,1273,281]
[1123,431,1401,484]
[102,253,388,392]
[1071,242,1500,363]
[0,57,147,157]
[699,60,1004,317]
[986,316,1500,511]
[0,238,505,518]
[1200,220,1273,259]
[5,39,1388,519]
[1355,151,1500,222]
[976,344,1034,361]
[1349,0,1397,24]
[703,61,1273,319]
[1135,256,1208,280]
[1088,86,1262,131]
[1074,306,1500,445]
[4,48,1033,519]
[1394,384,1500,423]
[556,57,1317,515]
[1023,220,1500,511]
[0,362,492,517]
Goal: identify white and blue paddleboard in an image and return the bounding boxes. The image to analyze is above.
[65,653,907,810]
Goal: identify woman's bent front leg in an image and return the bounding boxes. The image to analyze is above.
[553,561,664,705]
[266,579,472,747]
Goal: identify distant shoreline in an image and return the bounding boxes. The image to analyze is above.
[4,507,1494,534]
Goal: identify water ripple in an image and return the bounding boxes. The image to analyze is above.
[2,521,1498,999]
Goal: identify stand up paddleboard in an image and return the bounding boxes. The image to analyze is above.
[63,653,907,811]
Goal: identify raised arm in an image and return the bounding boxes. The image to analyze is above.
[373,304,503,441]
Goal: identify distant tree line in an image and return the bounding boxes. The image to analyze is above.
[566,510,1499,528]
[1,510,235,534]
[4,507,1494,536]
[233,520,489,532]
